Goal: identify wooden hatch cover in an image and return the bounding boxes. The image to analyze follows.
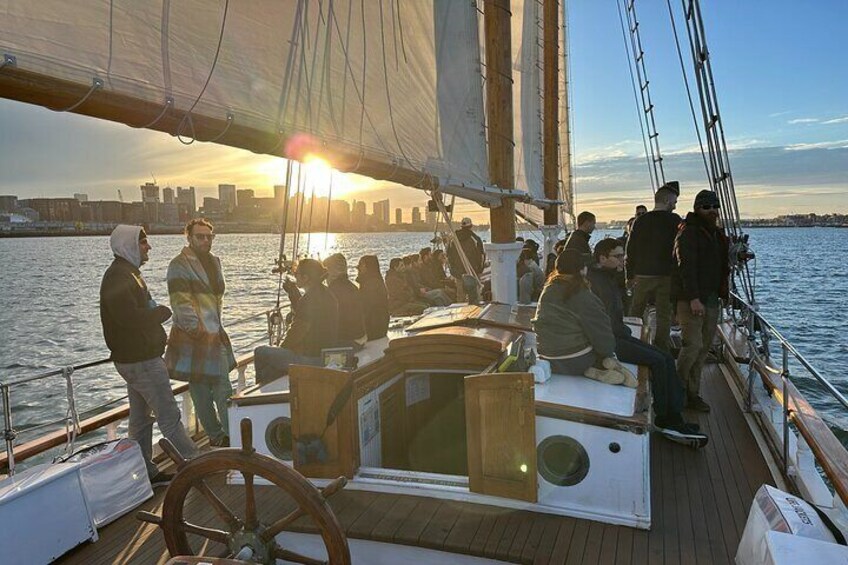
[465,372,537,502]
[290,365,357,479]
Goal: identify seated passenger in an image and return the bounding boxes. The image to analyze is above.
[386,258,428,316]
[254,259,338,385]
[532,249,633,385]
[588,239,706,442]
[404,255,450,307]
[356,255,389,340]
[324,253,366,348]
[517,248,545,304]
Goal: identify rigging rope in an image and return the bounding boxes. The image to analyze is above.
[175,0,230,145]
[58,366,81,460]
[50,78,103,113]
[615,0,657,193]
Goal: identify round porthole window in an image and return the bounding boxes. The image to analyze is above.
[265,417,293,461]
[537,435,590,487]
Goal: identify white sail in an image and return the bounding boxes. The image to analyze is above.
[0,0,557,205]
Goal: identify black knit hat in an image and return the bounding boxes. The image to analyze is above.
[295,258,327,281]
[555,249,590,275]
[693,190,720,209]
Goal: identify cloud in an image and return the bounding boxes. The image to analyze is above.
[784,140,848,151]
[768,111,793,118]
[788,118,820,124]
[822,116,848,125]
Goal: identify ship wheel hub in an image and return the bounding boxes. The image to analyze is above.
[228,526,273,564]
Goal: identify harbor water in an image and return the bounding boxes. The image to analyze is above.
[0,228,845,454]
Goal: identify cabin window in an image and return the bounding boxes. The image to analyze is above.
[266,416,293,461]
[537,435,590,486]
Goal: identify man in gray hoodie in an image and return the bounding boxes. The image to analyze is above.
[99,225,197,485]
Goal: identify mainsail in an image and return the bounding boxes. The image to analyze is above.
[0,0,566,209]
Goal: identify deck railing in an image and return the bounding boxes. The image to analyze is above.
[0,306,284,477]
[723,291,848,510]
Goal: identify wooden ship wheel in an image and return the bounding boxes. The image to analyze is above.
[138,418,351,565]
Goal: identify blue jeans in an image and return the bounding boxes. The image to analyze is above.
[189,375,233,442]
[615,334,684,425]
[254,346,322,385]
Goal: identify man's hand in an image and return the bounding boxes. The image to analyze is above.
[690,298,705,317]
[155,305,172,323]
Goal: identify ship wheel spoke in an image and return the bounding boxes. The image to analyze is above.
[192,480,243,531]
[271,546,328,565]
[243,470,257,529]
[260,476,347,542]
[179,520,230,545]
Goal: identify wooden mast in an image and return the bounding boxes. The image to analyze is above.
[543,0,560,226]
[484,0,516,243]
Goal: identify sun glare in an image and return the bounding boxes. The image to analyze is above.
[302,155,347,199]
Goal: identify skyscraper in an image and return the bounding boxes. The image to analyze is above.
[395,208,403,225]
[218,184,237,213]
[412,207,422,224]
[140,182,160,203]
[176,186,197,214]
[162,187,175,204]
[372,199,390,225]
[352,200,367,231]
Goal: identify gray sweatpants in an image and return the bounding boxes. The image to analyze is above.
[114,357,198,476]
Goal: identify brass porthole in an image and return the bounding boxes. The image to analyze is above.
[265,416,293,461]
[537,435,590,487]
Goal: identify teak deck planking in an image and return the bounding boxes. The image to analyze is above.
[60,362,775,564]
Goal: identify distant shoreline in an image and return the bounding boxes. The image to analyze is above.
[0,224,844,239]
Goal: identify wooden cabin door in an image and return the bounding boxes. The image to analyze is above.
[290,365,357,479]
[464,372,537,502]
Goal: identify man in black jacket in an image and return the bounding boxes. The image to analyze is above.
[99,225,197,483]
[589,239,706,446]
[626,185,681,352]
[324,253,366,347]
[564,211,596,255]
[254,259,339,384]
[673,190,730,412]
[447,217,485,303]
[356,255,389,340]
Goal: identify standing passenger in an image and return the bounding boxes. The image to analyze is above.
[673,190,730,412]
[165,219,236,447]
[356,255,390,340]
[564,211,596,256]
[447,217,485,303]
[626,185,681,352]
[100,225,197,483]
[254,259,339,384]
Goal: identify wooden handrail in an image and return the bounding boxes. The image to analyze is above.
[719,323,848,507]
[0,382,189,471]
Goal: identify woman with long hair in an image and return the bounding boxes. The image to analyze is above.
[532,249,633,385]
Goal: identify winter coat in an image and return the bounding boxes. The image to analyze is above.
[357,272,390,340]
[587,266,632,338]
[532,278,615,359]
[386,269,417,311]
[447,228,485,277]
[164,247,236,383]
[328,276,366,346]
[564,230,592,256]
[625,210,682,279]
[672,212,731,303]
[100,254,168,364]
[281,283,339,357]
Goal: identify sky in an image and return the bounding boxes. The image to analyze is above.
[0,0,845,222]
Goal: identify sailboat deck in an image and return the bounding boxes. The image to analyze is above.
[60,363,775,564]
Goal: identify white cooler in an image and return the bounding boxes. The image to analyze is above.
[62,439,154,527]
[0,462,98,564]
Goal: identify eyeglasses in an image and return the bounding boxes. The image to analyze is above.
[698,204,720,211]
[193,233,215,241]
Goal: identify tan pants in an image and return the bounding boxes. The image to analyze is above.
[675,300,720,398]
[629,275,672,352]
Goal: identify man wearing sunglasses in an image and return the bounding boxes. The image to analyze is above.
[165,218,236,447]
[672,190,730,413]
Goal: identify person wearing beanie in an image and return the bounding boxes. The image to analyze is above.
[254,258,339,384]
[532,249,635,386]
[672,189,730,412]
[100,225,198,484]
[447,217,485,303]
[324,253,366,347]
[356,255,390,340]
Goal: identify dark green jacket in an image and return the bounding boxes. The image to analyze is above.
[532,278,615,359]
